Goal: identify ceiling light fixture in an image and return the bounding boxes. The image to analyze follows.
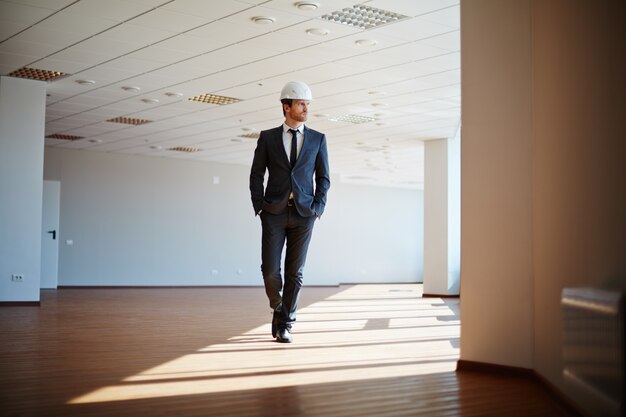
[149,145,163,150]
[252,16,275,25]
[121,86,141,93]
[45,133,84,141]
[168,146,201,153]
[164,92,183,98]
[295,2,319,11]
[88,139,103,143]
[306,28,329,36]
[355,39,378,47]
[330,114,378,124]
[75,79,95,85]
[238,132,260,139]
[141,98,159,104]
[8,67,67,82]
[188,93,241,105]
[321,5,408,29]
[106,116,152,126]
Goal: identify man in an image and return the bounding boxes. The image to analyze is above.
[249,81,330,343]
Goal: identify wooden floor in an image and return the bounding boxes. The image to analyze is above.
[0,284,572,417]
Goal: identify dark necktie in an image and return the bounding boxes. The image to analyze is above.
[289,129,298,169]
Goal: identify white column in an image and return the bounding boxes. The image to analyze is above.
[423,131,460,296]
[0,76,47,302]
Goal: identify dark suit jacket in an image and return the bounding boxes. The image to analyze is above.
[250,125,330,218]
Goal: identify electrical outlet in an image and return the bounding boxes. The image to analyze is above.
[11,274,24,282]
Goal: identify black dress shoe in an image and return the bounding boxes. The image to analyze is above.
[271,309,279,338]
[276,328,293,343]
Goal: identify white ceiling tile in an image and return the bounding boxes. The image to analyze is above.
[47,46,114,66]
[64,0,157,22]
[4,0,76,11]
[366,0,458,17]
[419,5,460,29]
[418,30,459,52]
[0,19,28,40]
[29,57,90,73]
[99,24,176,45]
[126,45,197,64]
[0,1,56,25]
[369,15,453,41]
[261,0,356,17]
[159,0,252,20]
[9,26,80,49]
[35,11,119,38]
[154,34,222,55]
[0,38,60,58]
[0,51,38,69]
[129,8,211,33]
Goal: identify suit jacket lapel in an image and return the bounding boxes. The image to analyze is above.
[294,126,311,168]
[272,126,290,167]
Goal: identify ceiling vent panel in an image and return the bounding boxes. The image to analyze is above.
[188,93,241,105]
[45,133,84,141]
[7,67,68,82]
[168,146,202,153]
[330,114,377,124]
[106,116,152,125]
[238,132,260,139]
[321,5,409,29]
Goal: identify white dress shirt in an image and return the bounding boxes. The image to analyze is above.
[282,123,304,164]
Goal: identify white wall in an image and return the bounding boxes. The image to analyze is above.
[423,134,461,296]
[461,0,625,415]
[531,0,625,414]
[460,0,535,368]
[0,76,47,302]
[44,147,423,286]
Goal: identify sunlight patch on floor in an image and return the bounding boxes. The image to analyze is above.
[69,284,459,404]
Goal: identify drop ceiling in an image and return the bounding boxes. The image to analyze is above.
[0,0,460,189]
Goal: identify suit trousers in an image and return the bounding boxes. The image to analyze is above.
[260,204,316,329]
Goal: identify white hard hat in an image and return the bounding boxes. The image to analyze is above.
[280,81,312,101]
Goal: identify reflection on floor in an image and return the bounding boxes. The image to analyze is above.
[0,284,571,416]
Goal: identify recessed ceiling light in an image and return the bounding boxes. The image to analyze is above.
[164,92,183,98]
[88,139,103,143]
[306,28,329,36]
[231,138,245,143]
[371,102,388,107]
[314,113,329,118]
[141,98,159,104]
[75,79,95,85]
[368,90,387,95]
[295,2,319,11]
[252,16,275,24]
[355,39,378,47]
[149,145,163,150]
[121,86,141,93]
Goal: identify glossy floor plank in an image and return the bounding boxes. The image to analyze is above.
[0,285,571,416]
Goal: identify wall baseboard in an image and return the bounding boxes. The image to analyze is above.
[56,284,341,289]
[0,301,40,306]
[456,360,588,417]
[423,293,460,298]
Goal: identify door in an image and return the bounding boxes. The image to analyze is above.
[41,180,60,289]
